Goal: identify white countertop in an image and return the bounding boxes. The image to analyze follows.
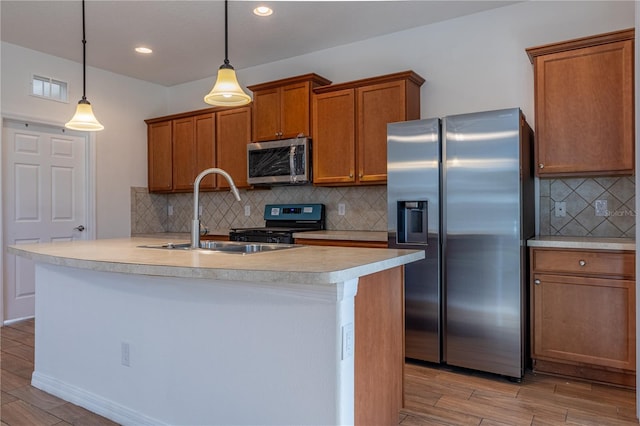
[527,236,636,251]
[9,237,423,285]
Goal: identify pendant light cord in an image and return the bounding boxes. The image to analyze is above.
[81,0,87,101]
[223,0,229,66]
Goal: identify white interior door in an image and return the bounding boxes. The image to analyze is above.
[2,120,88,322]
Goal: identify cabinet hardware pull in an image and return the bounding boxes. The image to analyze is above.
[349,172,354,178]
[579,260,586,266]
[538,163,544,169]
[534,279,541,285]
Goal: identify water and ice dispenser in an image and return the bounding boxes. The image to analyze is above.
[396,201,428,245]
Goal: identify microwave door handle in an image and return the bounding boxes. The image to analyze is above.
[289,145,296,183]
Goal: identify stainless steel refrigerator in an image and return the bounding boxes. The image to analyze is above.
[387,107,534,379]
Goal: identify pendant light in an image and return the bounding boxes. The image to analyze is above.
[65,0,104,131]
[204,0,251,107]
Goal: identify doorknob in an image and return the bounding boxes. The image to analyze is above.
[74,225,85,232]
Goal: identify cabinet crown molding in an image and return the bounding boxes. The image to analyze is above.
[246,73,332,92]
[525,28,634,64]
[313,70,425,94]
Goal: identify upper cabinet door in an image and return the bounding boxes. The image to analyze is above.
[172,117,196,191]
[312,89,357,184]
[280,82,312,139]
[252,87,281,142]
[147,121,173,192]
[357,80,407,183]
[194,113,216,190]
[216,106,252,189]
[527,29,634,177]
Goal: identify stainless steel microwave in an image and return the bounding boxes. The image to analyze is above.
[247,137,311,185]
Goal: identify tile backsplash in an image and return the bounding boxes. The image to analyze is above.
[131,185,388,235]
[132,176,636,238]
[539,177,635,237]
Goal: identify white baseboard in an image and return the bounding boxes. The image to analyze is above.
[3,315,35,326]
[31,371,168,426]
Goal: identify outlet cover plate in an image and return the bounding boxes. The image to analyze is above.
[555,201,566,217]
[595,200,608,217]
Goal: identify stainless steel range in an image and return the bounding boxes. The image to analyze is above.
[229,203,325,244]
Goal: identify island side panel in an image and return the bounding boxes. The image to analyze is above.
[354,266,404,425]
[32,263,357,426]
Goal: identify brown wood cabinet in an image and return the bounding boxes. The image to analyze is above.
[526,29,635,177]
[530,247,636,387]
[146,106,251,193]
[297,238,402,425]
[216,106,252,189]
[312,71,424,185]
[147,120,172,192]
[194,113,216,190]
[247,73,331,142]
[170,114,218,191]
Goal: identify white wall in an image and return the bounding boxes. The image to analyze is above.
[168,1,635,127]
[1,42,169,238]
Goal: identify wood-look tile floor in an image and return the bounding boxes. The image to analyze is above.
[1,319,637,425]
[401,361,638,425]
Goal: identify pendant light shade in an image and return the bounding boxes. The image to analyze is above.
[204,0,251,107]
[66,99,104,131]
[65,0,104,131]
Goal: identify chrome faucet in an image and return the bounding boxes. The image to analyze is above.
[192,168,241,249]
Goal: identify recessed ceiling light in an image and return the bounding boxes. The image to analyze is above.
[253,6,273,17]
[135,46,153,54]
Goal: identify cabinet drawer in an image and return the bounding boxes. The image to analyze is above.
[532,248,635,278]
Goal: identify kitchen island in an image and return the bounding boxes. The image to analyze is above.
[9,237,422,426]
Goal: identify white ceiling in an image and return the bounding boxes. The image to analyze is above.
[1,1,519,87]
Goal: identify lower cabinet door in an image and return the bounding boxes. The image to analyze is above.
[532,273,636,371]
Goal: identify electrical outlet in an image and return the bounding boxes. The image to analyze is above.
[121,342,130,367]
[168,205,174,216]
[554,201,566,217]
[338,203,346,216]
[595,199,608,217]
[244,205,251,216]
[341,323,354,360]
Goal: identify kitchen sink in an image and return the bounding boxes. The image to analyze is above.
[138,241,298,254]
